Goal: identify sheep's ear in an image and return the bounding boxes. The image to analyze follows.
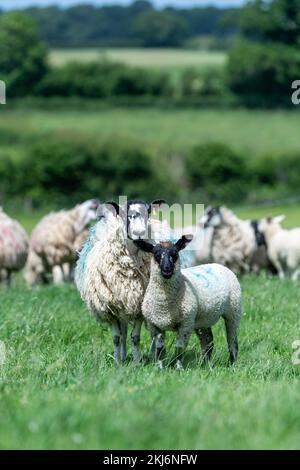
[274,215,285,224]
[148,199,166,215]
[134,240,155,253]
[104,201,120,216]
[175,234,193,252]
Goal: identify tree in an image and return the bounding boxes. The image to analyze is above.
[131,10,188,47]
[0,12,48,97]
[227,0,300,107]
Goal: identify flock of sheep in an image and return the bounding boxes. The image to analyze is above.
[1,198,299,368]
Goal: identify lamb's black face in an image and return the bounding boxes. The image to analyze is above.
[153,244,179,279]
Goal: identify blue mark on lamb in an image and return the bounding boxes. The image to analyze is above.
[188,265,218,288]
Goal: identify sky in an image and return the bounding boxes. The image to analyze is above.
[0,0,247,9]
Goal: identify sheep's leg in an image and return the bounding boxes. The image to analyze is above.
[120,321,128,363]
[292,269,300,282]
[174,329,192,371]
[196,327,214,362]
[131,319,143,363]
[111,319,122,365]
[149,324,165,360]
[223,316,239,365]
[52,265,64,285]
[269,257,285,279]
[1,270,11,287]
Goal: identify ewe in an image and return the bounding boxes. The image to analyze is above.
[135,236,242,370]
[75,199,165,364]
[202,206,271,274]
[24,200,99,285]
[259,215,300,280]
[0,208,29,286]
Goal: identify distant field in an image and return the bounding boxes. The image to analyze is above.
[50,48,226,71]
[1,108,300,158]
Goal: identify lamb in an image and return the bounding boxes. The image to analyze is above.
[75,199,165,364]
[135,235,242,370]
[24,199,99,286]
[259,215,300,280]
[0,208,29,285]
[202,206,271,274]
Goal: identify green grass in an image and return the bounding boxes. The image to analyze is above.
[50,48,226,72]
[0,275,300,449]
[1,108,300,157]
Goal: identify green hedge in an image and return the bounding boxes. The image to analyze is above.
[1,137,300,207]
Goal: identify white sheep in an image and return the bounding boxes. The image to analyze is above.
[75,199,165,364]
[0,208,29,285]
[259,215,300,280]
[134,236,242,370]
[202,206,271,274]
[24,200,99,286]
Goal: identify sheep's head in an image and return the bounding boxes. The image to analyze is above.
[258,215,285,235]
[201,206,223,229]
[134,235,193,279]
[73,199,100,233]
[104,199,166,241]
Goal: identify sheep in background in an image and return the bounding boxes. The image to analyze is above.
[0,208,29,286]
[259,215,300,280]
[75,199,166,364]
[202,206,271,275]
[135,236,242,370]
[24,199,99,286]
[173,222,214,267]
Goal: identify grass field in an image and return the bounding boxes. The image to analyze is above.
[0,275,300,449]
[1,108,300,159]
[49,48,226,72]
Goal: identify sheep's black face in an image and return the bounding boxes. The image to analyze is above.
[203,206,222,229]
[153,244,179,279]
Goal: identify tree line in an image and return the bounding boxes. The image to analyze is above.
[0,0,240,48]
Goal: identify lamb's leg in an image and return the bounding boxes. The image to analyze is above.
[131,318,143,363]
[1,270,11,287]
[223,316,239,365]
[149,324,165,367]
[111,319,122,365]
[52,265,64,284]
[120,321,128,363]
[196,327,214,362]
[269,256,285,279]
[174,329,192,371]
[292,269,300,282]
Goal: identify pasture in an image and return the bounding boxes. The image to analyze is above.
[1,107,300,160]
[0,275,300,449]
[49,48,226,73]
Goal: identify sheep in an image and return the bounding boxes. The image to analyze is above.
[173,222,214,267]
[134,235,242,370]
[0,208,29,286]
[75,199,166,364]
[259,215,300,280]
[24,199,99,286]
[202,206,272,274]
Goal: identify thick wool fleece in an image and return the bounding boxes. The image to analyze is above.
[0,208,29,272]
[75,217,151,324]
[142,261,241,335]
[211,208,256,274]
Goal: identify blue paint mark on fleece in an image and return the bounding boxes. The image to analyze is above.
[75,224,97,289]
[188,265,218,288]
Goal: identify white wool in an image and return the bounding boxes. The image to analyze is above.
[0,208,29,283]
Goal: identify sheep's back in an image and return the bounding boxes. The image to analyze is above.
[0,216,29,270]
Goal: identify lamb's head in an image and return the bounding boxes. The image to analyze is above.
[258,215,285,238]
[202,206,223,229]
[105,199,166,241]
[134,235,193,279]
[73,199,100,233]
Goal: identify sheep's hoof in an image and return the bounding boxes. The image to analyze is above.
[175,361,184,371]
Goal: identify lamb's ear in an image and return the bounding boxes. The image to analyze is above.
[134,240,155,253]
[274,215,285,224]
[175,234,193,252]
[148,199,166,215]
[104,201,120,216]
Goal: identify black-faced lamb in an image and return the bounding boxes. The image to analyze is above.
[135,235,242,370]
